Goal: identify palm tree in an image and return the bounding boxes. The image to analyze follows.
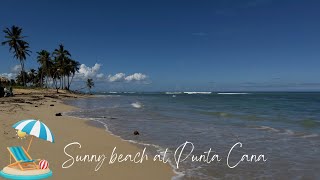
[34,67,44,87]
[28,69,37,86]
[86,78,94,93]
[16,71,28,86]
[53,44,71,89]
[65,59,80,90]
[2,26,31,86]
[50,64,61,93]
[37,50,52,87]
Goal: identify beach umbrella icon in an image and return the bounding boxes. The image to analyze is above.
[12,119,55,152]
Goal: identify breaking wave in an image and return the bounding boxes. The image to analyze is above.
[131,102,143,108]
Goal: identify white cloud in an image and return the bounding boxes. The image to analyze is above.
[68,63,149,84]
[108,73,126,82]
[0,73,16,80]
[96,73,105,79]
[76,63,102,79]
[0,65,22,80]
[11,65,22,73]
[107,73,148,82]
[125,73,147,81]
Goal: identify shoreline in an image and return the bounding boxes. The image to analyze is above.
[80,117,184,179]
[62,102,184,179]
[0,88,174,179]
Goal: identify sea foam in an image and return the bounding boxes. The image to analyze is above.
[131,102,143,108]
[184,92,212,94]
[217,93,250,95]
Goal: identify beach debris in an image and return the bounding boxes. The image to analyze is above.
[44,95,59,99]
[5,87,14,97]
[0,87,4,97]
[55,113,62,116]
[133,130,140,135]
[35,105,38,107]
[0,76,9,83]
[50,104,54,106]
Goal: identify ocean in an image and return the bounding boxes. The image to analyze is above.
[65,92,320,179]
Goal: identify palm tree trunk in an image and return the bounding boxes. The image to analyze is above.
[67,75,70,90]
[64,76,67,89]
[46,74,49,88]
[54,78,60,93]
[40,71,44,88]
[65,75,68,90]
[47,70,50,88]
[61,76,63,89]
[69,74,75,90]
[20,61,25,86]
[63,76,65,89]
[55,78,59,93]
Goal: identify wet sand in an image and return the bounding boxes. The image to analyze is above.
[0,88,174,179]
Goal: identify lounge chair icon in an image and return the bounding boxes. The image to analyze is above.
[7,146,40,171]
[0,119,54,179]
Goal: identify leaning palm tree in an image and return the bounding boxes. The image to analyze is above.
[86,78,94,94]
[37,50,52,87]
[65,58,80,90]
[2,26,31,86]
[53,44,71,89]
[50,63,61,93]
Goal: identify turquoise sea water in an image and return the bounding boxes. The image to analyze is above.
[65,92,320,179]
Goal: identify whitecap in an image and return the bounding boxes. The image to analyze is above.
[253,126,280,132]
[217,92,250,95]
[300,133,319,138]
[184,92,212,94]
[283,129,295,135]
[165,92,183,95]
[131,102,143,108]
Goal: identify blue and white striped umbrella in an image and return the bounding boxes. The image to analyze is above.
[12,119,55,143]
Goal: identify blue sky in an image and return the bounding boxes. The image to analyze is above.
[1,0,320,91]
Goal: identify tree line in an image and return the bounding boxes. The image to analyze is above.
[1,25,91,92]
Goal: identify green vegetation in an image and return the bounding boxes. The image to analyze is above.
[2,26,31,86]
[1,25,84,93]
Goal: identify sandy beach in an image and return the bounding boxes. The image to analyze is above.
[0,88,174,179]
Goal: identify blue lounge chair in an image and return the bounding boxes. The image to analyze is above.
[7,146,40,171]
